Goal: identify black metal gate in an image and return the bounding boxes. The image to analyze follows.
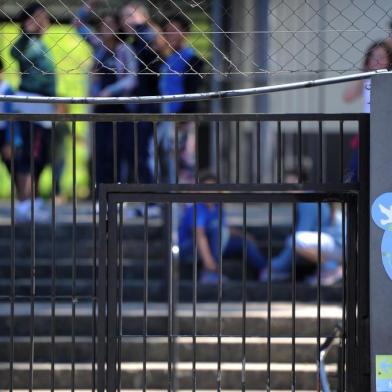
[98,181,369,391]
[0,112,369,392]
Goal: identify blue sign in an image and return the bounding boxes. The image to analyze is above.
[371,193,392,281]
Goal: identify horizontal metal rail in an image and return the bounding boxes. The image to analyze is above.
[0,69,387,105]
[0,112,369,122]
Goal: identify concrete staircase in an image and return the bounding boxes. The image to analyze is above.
[0,205,343,391]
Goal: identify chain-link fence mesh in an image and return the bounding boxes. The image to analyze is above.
[0,1,391,88]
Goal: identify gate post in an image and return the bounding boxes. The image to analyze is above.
[370,73,392,392]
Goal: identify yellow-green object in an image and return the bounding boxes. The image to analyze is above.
[0,23,92,199]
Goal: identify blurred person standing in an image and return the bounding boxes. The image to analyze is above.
[74,0,138,187]
[157,14,204,183]
[0,57,22,176]
[120,1,160,184]
[343,40,392,181]
[11,2,56,220]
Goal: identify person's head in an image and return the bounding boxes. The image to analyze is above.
[153,25,170,56]
[99,12,121,46]
[18,3,50,36]
[120,1,150,33]
[163,14,191,51]
[363,40,392,71]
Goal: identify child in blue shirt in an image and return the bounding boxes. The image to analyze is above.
[178,173,267,284]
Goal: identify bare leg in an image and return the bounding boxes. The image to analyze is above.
[16,173,32,201]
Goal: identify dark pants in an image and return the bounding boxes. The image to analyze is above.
[94,106,153,187]
[17,121,50,182]
[180,232,267,272]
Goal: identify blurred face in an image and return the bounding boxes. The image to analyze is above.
[367,46,390,70]
[164,22,185,51]
[100,15,118,36]
[24,8,50,34]
[120,4,146,33]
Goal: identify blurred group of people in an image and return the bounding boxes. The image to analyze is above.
[179,171,343,285]
[74,0,203,187]
[1,1,204,220]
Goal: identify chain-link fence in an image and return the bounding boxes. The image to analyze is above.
[1,1,392,80]
[0,0,389,191]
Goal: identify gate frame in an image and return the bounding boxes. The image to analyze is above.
[98,180,369,392]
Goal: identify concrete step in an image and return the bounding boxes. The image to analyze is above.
[0,336,339,364]
[0,222,164,241]
[0,302,342,337]
[0,239,166,259]
[0,279,342,302]
[0,361,338,390]
[0,258,261,281]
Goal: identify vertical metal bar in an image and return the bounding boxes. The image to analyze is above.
[236,121,240,184]
[107,200,118,392]
[341,202,347,392]
[216,122,220,183]
[9,121,15,392]
[241,202,247,392]
[92,122,97,392]
[71,121,77,392]
[317,202,321,392]
[153,122,158,184]
[134,122,139,184]
[98,186,108,392]
[167,202,173,392]
[175,122,179,184]
[113,122,118,183]
[346,197,358,392]
[357,116,370,391]
[50,121,56,392]
[143,202,149,392]
[195,121,199,184]
[192,203,197,392]
[267,202,272,390]
[318,121,323,183]
[29,122,35,392]
[217,203,223,392]
[339,121,344,182]
[117,204,124,391]
[257,121,261,184]
[291,202,297,390]
[298,121,302,182]
[277,121,282,183]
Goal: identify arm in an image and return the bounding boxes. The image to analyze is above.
[343,80,363,102]
[196,227,218,271]
[10,34,30,61]
[73,4,102,50]
[100,44,138,97]
[181,56,204,113]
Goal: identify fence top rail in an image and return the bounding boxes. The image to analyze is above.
[0,70,388,106]
[0,112,370,122]
[100,184,360,204]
